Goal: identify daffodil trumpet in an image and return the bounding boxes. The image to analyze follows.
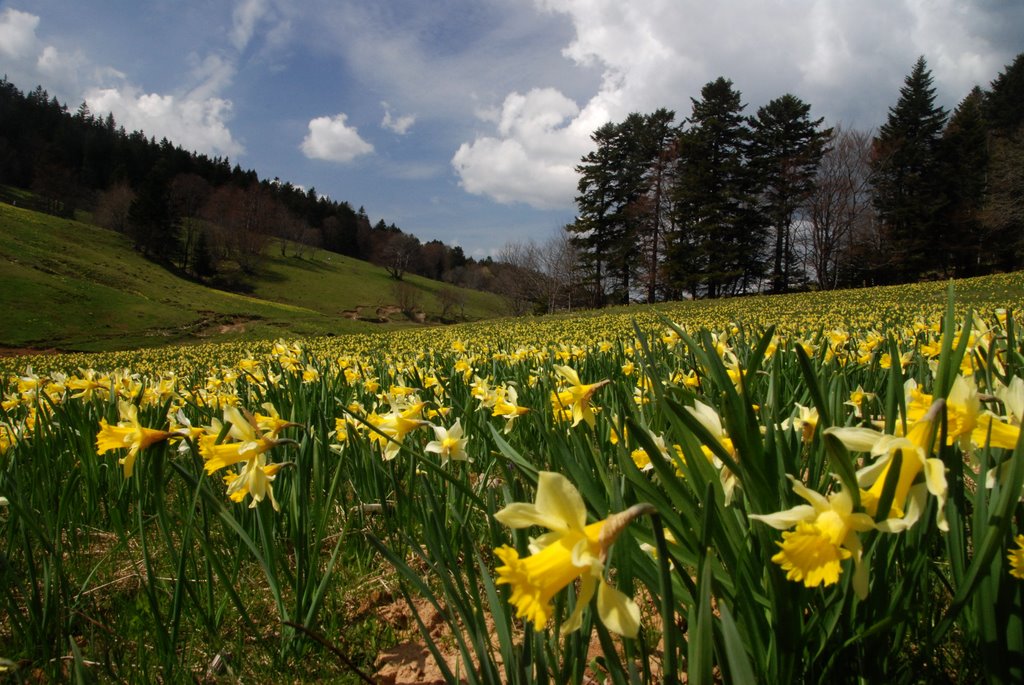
[494,471,653,637]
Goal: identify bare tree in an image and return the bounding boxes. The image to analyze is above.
[496,240,542,315]
[94,181,136,234]
[202,184,271,274]
[537,228,581,312]
[804,126,875,289]
[437,285,466,321]
[376,233,421,280]
[497,229,582,314]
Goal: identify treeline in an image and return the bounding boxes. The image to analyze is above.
[0,78,491,290]
[567,54,1024,304]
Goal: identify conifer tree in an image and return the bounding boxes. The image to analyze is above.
[870,56,947,282]
[938,87,988,275]
[981,53,1024,270]
[749,94,831,292]
[570,111,675,304]
[669,77,763,298]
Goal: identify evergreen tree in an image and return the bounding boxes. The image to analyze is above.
[984,52,1024,134]
[980,53,1024,270]
[748,94,831,292]
[634,108,678,303]
[128,166,181,261]
[938,87,988,275]
[870,56,948,282]
[570,119,639,305]
[668,77,763,298]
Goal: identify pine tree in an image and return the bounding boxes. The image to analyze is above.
[937,87,988,275]
[870,56,947,282]
[748,94,831,292]
[570,113,670,305]
[984,52,1024,134]
[980,53,1024,271]
[668,77,762,298]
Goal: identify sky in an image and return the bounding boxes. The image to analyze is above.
[1,1,1021,258]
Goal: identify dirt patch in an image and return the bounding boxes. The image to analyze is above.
[365,588,661,684]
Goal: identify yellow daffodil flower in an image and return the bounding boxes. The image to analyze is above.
[826,402,947,532]
[95,400,174,478]
[424,418,469,463]
[222,455,286,511]
[845,385,875,418]
[493,471,649,637]
[751,476,875,596]
[200,406,292,510]
[1008,535,1024,580]
[781,403,819,443]
[367,409,428,460]
[550,365,608,428]
[199,406,281,473]
[492,384,530,433]
[906,376,1019,450]
[686,400,740,502]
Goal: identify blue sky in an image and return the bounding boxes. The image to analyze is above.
[1,1,1021,257]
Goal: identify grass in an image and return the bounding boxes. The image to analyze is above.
[0,201,505,352]
[1,271,1023,683]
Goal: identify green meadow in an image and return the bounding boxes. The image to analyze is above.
[2,200,1024,683]
[0,201,504,352]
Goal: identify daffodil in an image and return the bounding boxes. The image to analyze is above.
[907,376,1019,450]
[199,405,280,473]
[1008,534,1024,580]
[200,406,292,510]
[550,365,608,428]
[844,385,875,419]
[492,384,530,433]
[751,476,875,596]
[424,418,469,463]
[366,409,428,460]
[222,455,287,511]
[781,403,819,443]
[95,400,174,478]
[686,400,740,502]
[826,402,947,532]
[493,471,649,637]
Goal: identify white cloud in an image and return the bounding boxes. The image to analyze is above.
[452,87,586,209]
[231,0,270,51]
[301,113,374,162]
[85,86,244,158]
[0,8,39,59]
[452,0,1020,209]
[36,45,89,90]
[380,101,416,135]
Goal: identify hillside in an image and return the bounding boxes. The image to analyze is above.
[0,202,506,352]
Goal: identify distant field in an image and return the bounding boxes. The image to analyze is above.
[0,202,505,352]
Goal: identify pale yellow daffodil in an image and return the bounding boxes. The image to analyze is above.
[493,471,648,637]
[751,476,875,596]
[424,418,469,463]
[826,402,947,532]
[550,365,608,428]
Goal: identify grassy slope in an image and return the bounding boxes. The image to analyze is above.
[0,202,505,351]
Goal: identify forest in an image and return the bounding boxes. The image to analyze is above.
[0,77,485,290]
[1,52,1022,312]
[563,54,1024,305]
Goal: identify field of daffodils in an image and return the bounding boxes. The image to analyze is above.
[2,274,1023,683]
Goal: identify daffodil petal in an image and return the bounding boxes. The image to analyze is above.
[560,573,598,635]
[597,580,641,638]
[534,471,587,532]
[749,504,817,530]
